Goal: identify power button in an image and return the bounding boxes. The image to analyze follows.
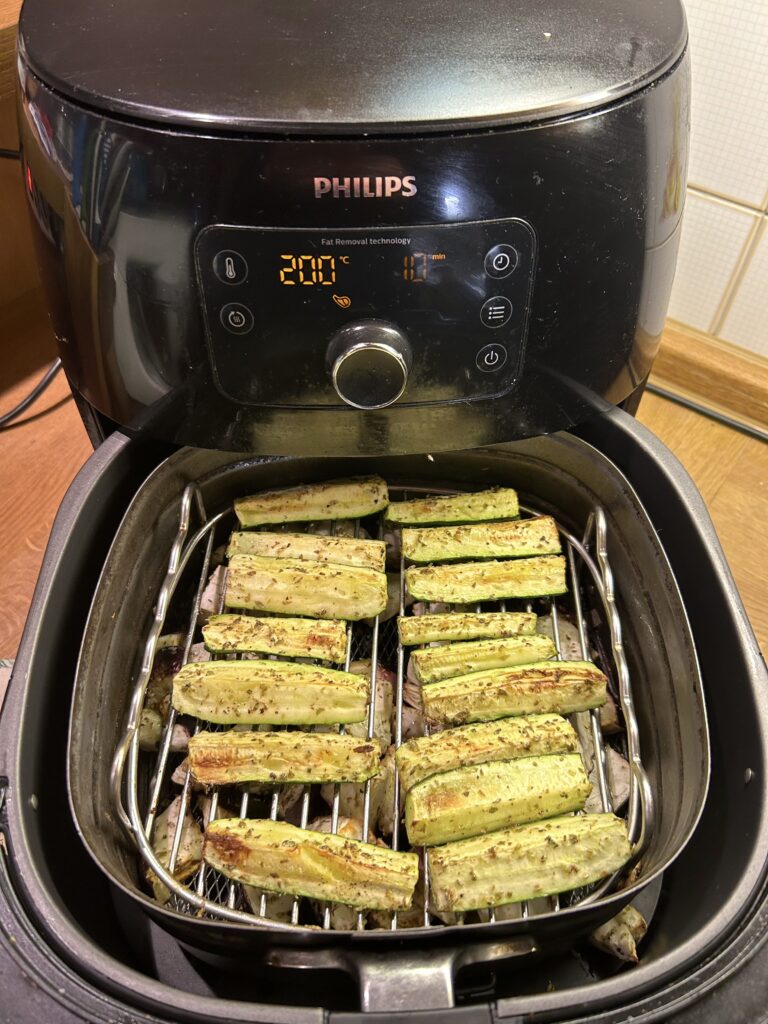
[476,343,508,373]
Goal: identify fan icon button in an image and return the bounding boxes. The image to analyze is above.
[220,303,254,334]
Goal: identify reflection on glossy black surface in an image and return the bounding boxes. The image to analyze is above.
[18,48,689,454]
[18,0,686,134]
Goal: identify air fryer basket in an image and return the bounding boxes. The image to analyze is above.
[68,436,709,1006]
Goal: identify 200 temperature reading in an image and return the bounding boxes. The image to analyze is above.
[279,254,337,286]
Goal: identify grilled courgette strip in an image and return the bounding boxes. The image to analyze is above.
[227,531,386,572]
[428,813,633,911]
[395,714,579,793]
[410,633,556,685]
[387,487,519,525]
[405,555,567,603]
[188,730,380,785]
[421,660,607,725]
[203,613,348,662]
[204,818,419,910]
[405,753,591,846]
[401,516,561,563]
[226,554,387,621]
[234,475,388,527]
[172,660,368,725]
[397,611,537,646]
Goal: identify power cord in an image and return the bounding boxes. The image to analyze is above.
[0,358,64,429]
[645,382,768,444]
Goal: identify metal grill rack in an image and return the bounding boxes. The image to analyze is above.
[112,483,653,933]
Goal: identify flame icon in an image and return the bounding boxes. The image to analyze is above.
[332,294,352,308]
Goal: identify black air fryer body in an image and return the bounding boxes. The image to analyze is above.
[3,0,768,1022]
[17,0,688,454]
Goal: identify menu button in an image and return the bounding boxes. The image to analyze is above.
[480,296,513,328]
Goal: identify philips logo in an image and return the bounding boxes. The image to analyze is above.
[314,175,417,199]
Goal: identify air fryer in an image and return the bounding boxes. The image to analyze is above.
[2,0,767,1021]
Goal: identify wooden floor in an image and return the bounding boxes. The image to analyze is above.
[0,295,93,657]
[636,392,767,655]
[0,293,765,658]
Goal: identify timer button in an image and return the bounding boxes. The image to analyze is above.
[327,319,412,410]
[484,244,518,279]
[220,302,254,334]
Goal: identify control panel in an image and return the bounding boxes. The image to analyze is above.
[195,218,536,408]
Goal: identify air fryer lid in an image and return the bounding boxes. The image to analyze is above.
[18,0,686,134]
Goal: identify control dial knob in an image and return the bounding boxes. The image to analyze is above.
[327,319,412,410]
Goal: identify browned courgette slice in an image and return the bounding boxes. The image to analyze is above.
[226,554,387,621]
[421,660,607,725]
[204,818,418,910]
[203,613,347,662]
[172,660,368,725]
[188,730,379,785]
[227,531,386,572]
[387,488,519,525]
[405,753,590,845]
[405,555,567,603]
[428,813,632,911]
[410,633,556,684]
[235,476,388,527]
[401,516,561,563]
[395,714,578,792]
[398,611,537,646]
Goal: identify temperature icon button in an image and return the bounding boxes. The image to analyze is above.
[213,250,248,285]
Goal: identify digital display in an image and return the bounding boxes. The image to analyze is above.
[276,251,440,287]
[196,219,536,408]
[258,234,459,319]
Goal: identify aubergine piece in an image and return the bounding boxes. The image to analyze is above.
[405,555,567,603]
[234,476,388,527]
[589,905,648,962]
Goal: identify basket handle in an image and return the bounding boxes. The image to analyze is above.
[266,936,536,1013]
